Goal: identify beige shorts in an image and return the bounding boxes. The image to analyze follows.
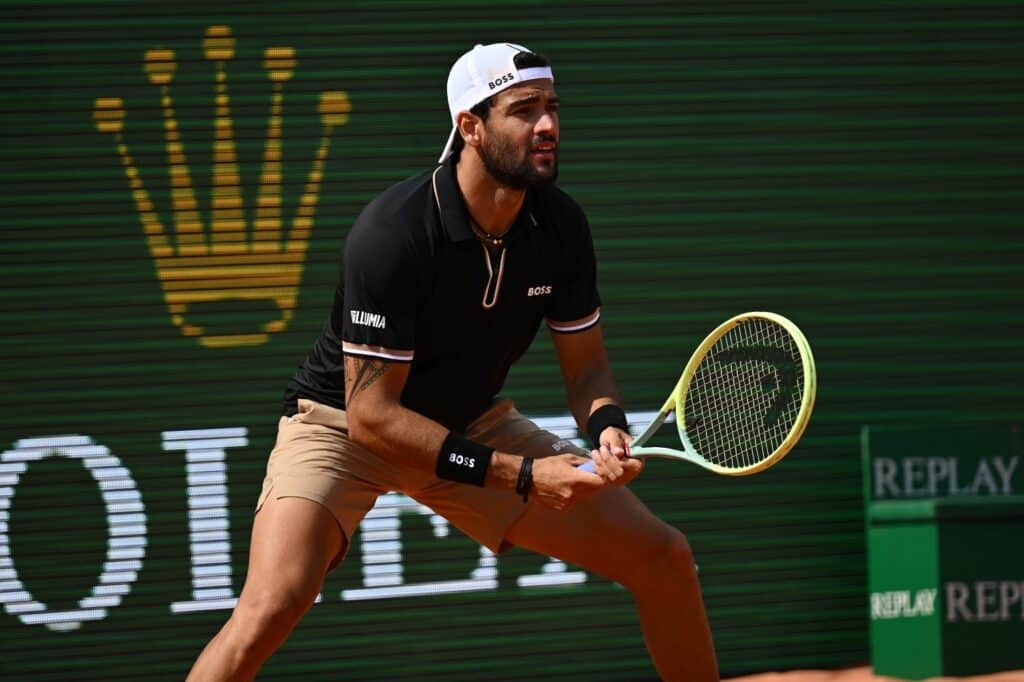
[256,398,587,566]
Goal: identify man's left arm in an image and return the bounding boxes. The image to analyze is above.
[552,322,643,484]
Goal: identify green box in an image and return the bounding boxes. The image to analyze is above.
[862,425,1024,678]
[867,497,1024,678]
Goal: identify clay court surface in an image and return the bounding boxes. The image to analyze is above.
[726,667,1024,682]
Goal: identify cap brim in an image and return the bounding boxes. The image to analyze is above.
[438,126,458,164]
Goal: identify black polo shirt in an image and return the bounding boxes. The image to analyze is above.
[284,159,601,432]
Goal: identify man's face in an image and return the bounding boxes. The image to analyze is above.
[478,80,560,189]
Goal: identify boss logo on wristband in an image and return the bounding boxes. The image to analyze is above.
[437,433,493,486]
[448,452,476,468]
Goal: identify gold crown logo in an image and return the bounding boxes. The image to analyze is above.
[93,25,350,347]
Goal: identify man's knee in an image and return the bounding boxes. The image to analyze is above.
[660,529,696,577]
[623,527,696,589]
[230,585,318,647]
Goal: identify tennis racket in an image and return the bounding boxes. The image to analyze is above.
[581,311,816,476]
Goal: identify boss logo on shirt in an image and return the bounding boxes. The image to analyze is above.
[527,285,552,297]
[350,310,387,329]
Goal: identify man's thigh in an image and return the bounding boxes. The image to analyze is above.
[257,399,400,568]
[503,485,682,585]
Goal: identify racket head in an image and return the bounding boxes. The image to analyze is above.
[671,311,816,475]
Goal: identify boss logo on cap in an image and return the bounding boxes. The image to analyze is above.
[488,72,515,90]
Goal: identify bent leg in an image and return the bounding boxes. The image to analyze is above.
[186,495,344,681]
[505,487,718,682]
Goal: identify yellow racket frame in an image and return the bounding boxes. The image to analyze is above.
[630,311,817,475]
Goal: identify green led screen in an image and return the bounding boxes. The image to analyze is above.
[2,1,1022,679]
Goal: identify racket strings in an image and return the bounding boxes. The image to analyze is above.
[685,318,805,470]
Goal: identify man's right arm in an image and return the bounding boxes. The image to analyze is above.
[343,354,605,510]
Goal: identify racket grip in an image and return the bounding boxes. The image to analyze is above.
[577,460,597,473]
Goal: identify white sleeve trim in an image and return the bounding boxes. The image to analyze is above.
[342,342,414,362]
[546,308,601,333]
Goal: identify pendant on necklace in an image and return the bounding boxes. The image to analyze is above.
[471,221,507,247]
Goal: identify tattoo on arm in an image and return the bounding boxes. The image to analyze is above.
[345,357,390,405]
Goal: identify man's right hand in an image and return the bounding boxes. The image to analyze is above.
[529,454,608,511]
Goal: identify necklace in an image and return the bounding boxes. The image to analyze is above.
[470,219,510,247]
[470,219,508,309]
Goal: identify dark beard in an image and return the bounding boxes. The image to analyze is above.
[479,131,558,189]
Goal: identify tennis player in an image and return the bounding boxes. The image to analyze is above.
[187,43,718,681]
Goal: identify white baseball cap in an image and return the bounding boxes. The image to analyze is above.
[438,43,555,163]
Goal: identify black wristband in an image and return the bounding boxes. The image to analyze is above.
[587,404,629,447]
[515,457,533,503]
[436,432,493,487]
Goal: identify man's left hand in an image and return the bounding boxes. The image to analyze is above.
[588,427,643,485]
